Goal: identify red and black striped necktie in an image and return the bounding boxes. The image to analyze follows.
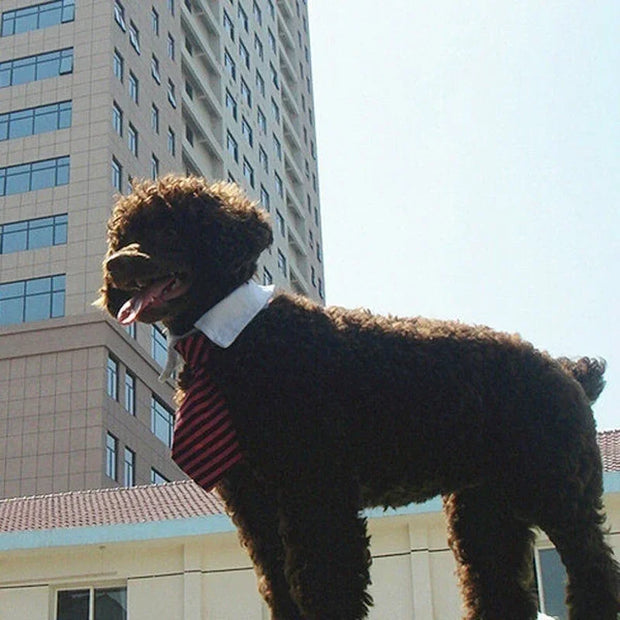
[171,332,243,491]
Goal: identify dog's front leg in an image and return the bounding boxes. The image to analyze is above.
[277,470,373,620]
[217,463,305,619]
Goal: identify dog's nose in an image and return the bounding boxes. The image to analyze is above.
[104,245,152,280]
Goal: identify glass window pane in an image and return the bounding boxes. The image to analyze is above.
[8,109,34,139]
[58,102,72,128]
[13,9,38,35]
[28,223,54,249]
[26,277,51,295]
[5,165,31,195]
[38,5,63,29]
[51,290,65,317]
[35,51,60,80]
[95,587,127,620]
[57,589,90,620]
[59,50,73,74]
[56,157,70,185]
[539,548,568,619]
[54,220,68,245]
[2,228,28,253]
[30,160,57,190]
[0,281,24,300]
[33,105,57,134]
[0,297,24,326]
[11,59,36,86]
[24,292,50,322]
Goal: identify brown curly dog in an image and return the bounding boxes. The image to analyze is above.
[96,174,619,620]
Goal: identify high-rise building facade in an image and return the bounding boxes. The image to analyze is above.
[0,0,324,499]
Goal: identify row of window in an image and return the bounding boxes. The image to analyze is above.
[0,100,71,142]
[0,155,69,197]
[1,0,74,37]
[105,431,169,486]
[0,47,73,89]
[107,352,174,449]
[0,274,65,326]
[0,213,67,254]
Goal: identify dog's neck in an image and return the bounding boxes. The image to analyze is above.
[159,280,274,381]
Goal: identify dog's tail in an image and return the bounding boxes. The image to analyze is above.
[558,357,607,404]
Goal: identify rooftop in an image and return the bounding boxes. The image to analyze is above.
[1,430,618,535]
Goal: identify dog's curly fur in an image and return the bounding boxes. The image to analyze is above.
[97,174,619,620]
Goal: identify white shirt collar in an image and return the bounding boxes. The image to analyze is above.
[159,280,274,381]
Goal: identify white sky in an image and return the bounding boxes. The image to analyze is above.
[308,1,619,430]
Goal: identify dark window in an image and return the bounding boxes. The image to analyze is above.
[0,274,65,326]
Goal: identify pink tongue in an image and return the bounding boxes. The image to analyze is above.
[116,277,175,325]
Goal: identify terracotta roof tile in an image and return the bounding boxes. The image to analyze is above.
[0,481,225,534]
[598,429,620,472]
[1,431,618,535]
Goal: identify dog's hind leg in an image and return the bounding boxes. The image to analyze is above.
[538,468,620,620]
[443,486,539,620]
[218,464,305,620]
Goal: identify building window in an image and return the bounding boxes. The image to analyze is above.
[151,324,167,366]
[185,80,193,100]
[239,41,250,70]
[113,0,126,30]
[128,72,139,103]
[150,154,159,180]
[308,229,314,248]
[254,35,264,61]
[57,587,127,620]
[105,433,118,480]
[241,117,253,147]
[274,172,283,198]
[0,100,71,142]
[151,396,174,447]
[185,125,194,146]
[167,79,177,107]
[238,4,248,31]
[0,213,67,254]
[0,155,70,196]
[256,70,265,97]
[1,0,75,36]
[275,210,285,236]
[151,104,159,133]
[223,9,234,40]
[311,265,316,286]
[123,447,135,486]
[273,134,282,160]
[316,241,322,263]
[226,131,238,163]
[111,157,122,191]
[0,274,65,326]
[263,267,273,286]
[241,78,252,107]
[167,127,176,156]
[318,278,324,299]
[113,49,124,82]
[267,29,276,54]
[277,249,287,276]
[257,107,267,134]
[167,33,176,60]
[151,55,161,83]
[260,185,270,211]
[128,21,140,54]
[267,0,275,19]
[224,50,236,81]
[106,355,119,400]
[125,323,136,338]
[271,98,280,123]
[225,90,237,120]
[536,548,568,618]
[168,0,175,16]
[270,63,279,89]
[128,123,138,156]
[259,146,269,173]
[124,371,135,414]
[151,468,169,484]
[151,7,159,35]
[243,158,254,188]
[0,47,73,89]
[112,102,123,136]
[252,2,262,26]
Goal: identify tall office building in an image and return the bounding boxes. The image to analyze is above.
[0,0,324,498]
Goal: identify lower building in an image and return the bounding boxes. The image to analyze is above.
[1,437,618,619]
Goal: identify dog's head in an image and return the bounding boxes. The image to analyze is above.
[95,175,273,334]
